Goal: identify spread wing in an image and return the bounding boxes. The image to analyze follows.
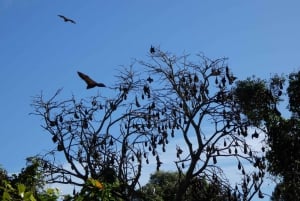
[58,15,76,24]
[58,15,67,20]
[68,19,76,24]
[77,71,97,86]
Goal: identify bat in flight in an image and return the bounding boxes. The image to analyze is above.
[58,15,76,24]
[77,71,106,89]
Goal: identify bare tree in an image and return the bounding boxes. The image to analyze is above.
[31,67,151,200]
[136,49,266,201]
[31,49,266,201]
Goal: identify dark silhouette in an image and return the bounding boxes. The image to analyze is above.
[258,190,264,199]
[251,130,259,139]
[58,15,76,24]
[77,71,106,89]
[135,96,141,107]
[146,76,154,83]
[150,45,155,54]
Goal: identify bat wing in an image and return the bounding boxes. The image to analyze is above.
[97,83,106,87]
[77,71,97,86]
[58,15,76,23]
[58,15,67,20]
[68,19,76,24]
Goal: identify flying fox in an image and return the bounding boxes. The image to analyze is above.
[77,71,106,89]
[58,15,76,24]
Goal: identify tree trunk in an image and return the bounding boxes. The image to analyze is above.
[175,156,198,201]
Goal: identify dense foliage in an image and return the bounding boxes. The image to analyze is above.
[0,158,59,201]
[234,71,300,200]
[140,171,236,201]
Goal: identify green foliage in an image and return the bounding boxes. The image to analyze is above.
[267,119,300,175]
[70,178,120,201]
[0,158,59,201]
[287,71,300,117]
[267,118,300,200]
[140,171,234,201]
[234,77,272,125]
[141,171,179,201]
[234,74,286,128]
[185,178,232,201]
[236,71,300,200]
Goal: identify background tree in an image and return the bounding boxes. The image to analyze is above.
[268,72,300,200]
[32,49,266,201]
[268,117,300,201]
[0,158,59,201]
[140,171,235,201]
[234,71,300,200]
[140,171,179,201]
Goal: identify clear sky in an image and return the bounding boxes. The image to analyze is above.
[1,1,300,200]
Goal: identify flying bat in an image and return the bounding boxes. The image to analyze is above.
[77,71,106,89]
[58,15,76,24]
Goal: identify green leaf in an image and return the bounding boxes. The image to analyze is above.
[3,180,14,191]
[46,187,60,197]
[2,191,11,201]
[29,194,37,201]
[23,192,37,201]
[17,183,26,197]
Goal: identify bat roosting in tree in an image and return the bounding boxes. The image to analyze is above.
[150,45,155,54]
[77,71,106,89]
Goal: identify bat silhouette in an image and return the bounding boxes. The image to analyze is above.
[77,71,106,89]
[150,45,155,54]
[251,130,259,139]
[58,15,76,24]
[146,76,153,83]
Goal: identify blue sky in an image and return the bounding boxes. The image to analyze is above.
[1,0,300,199]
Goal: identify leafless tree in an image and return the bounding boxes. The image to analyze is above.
[31,49,266,201]
[136,49,266,201]
[31,67,151,200]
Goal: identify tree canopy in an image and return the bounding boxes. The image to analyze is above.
[233,71,300,201]
[0,158,59,201]
[141,171,236,201]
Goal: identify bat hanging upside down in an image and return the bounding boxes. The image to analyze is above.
[77,71,106,89]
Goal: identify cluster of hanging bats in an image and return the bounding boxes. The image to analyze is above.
[58,15,263,139]
[57,14,267,196]
[59,14,257,141]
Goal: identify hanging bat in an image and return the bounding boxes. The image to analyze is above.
[77,71,106,89]
[58,15,76,24]
[251,130,259,139]
[146,76,153,83]
[150,45,155,54]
